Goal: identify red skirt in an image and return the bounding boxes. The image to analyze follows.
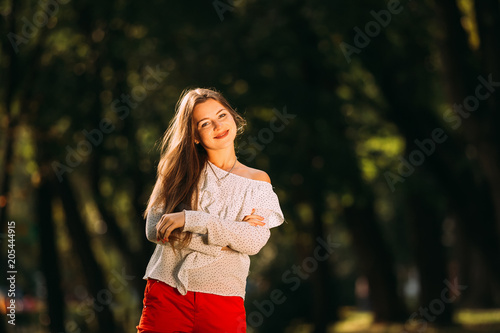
[136,278,247,333]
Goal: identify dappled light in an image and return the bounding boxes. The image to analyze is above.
[1,0,500,332]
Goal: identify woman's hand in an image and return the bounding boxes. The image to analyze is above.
[215,209,264,251]
[156,211,185,242]
[242,209,265,226]
[220,209,265,251]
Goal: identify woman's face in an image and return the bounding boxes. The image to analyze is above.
[192,99,237,151]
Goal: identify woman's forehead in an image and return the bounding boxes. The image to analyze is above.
[193,99,226,122]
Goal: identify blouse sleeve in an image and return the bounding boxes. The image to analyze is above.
[145,207,164,244]
[254,186,285,229]
[183,210,271,256]
[145,206,223,257]
[183,184,285,255]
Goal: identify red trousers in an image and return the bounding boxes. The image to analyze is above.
[136,279,247,333]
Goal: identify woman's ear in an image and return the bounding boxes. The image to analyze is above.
[193,132,201,145]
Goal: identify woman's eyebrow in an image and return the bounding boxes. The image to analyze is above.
[196,109,226,125]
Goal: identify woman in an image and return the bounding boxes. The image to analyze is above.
[136,88,284,333]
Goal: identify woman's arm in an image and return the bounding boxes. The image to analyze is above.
[145,208,222,257]
[183,210,271,256]
[152,186,283,255]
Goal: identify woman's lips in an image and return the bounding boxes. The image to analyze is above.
[214,130,229,139]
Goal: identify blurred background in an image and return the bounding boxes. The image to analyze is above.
[1,0,500,332]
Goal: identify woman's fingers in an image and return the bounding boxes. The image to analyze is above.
[243,217,266,226]
[156,215,174,242]
[156,212,186,243]
[242,214,264,221]
[164,221,178,242]
[242,210,265,226]
[249,221,265,226]
[156,216,164,240]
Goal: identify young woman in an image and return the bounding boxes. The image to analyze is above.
[136,88,284,333]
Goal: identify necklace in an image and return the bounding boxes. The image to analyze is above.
[208,159,237,186]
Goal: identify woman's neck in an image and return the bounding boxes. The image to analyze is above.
[206,147,237,170]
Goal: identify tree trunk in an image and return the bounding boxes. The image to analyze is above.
[285,2,408,322]
[37,168,66,333]
[433,0,500,298]
[407,192,452,325]
[84,48,149,305]
[54,174,117,332]
[311,191,338,332]
[0,0,20,228]
[344,201,408,322]
[474,0,500,93]
[435,0,500,232]
[89,170,147,299]
[352,0,500,307]
[474,0,500,237]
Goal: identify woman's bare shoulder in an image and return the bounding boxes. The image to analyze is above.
[235,163,271,183]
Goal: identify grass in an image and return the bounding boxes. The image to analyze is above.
[327,307,500,333]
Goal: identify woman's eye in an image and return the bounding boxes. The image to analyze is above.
[201,121,210,128]
[219,113,226,118]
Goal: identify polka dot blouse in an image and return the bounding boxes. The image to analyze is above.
[143,161,285,299]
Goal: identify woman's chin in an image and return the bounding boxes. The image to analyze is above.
[206,140,235,151]
[203,134,237,150]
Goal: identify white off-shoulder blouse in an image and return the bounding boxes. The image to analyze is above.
[142,161,285,299]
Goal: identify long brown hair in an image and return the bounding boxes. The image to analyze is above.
[144,88,246,249]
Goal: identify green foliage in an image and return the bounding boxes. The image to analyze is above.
[1,0,500,332]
